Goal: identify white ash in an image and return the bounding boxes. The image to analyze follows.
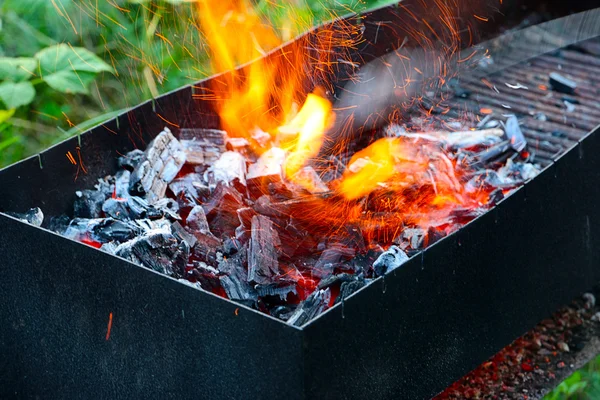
[186,205,210,233]
[246,147,286,180]
[583,292,596,308]
[205,151,247,189]
[373,245,409,276]
[7,207,44,227]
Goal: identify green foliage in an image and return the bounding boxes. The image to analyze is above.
[0,0,386,168]
[544,355,600,400]
[36,44,113,94]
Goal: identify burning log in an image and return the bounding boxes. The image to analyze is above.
[246,147,286,198]
[179,128,228,165]
[205,151,247,191]
[287,289,331,326]
[218,245,257,302]
[186,205,210,233]
[115,228,188,277]
[248,215,281,284]
[129,128,187,203]
[290,166,329,194]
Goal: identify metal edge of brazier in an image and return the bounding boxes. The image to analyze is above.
[0,211,305,400]
[301,127,600,400]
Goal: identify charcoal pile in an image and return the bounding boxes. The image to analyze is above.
[37,116,538,325]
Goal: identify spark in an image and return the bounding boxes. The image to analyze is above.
[105,312,113,341]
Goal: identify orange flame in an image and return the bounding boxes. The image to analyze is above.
[281,93,333,177]
[197,0,308,142]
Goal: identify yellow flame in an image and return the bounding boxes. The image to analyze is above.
[282,93,333,178]
[197,0,294,139]
[338,138,401,200]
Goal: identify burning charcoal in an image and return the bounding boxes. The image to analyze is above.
[114,170,131,199]
[426,226,446,247]
[271,305,296,321]
[287,288,331,326]
[313,244,356,279]
[226,137,250,152]
[191,231,222,265]
[549,72,577,94]
[203,183,245,237]
[317,273,356,290]
[129,128,186,203]
[169,173,207,206]
[337,279,367,304]
[291,166,329,194]
[219,247,257,302]
[171,221,197,248]
[223,237,242,256]
[277,217,318,259]
[205,151,247,191]
[373,245,409,277]
[6,207,44,227]
[100,242,119,255]
[188,261,222,292]
[251,127,271,147]
[488,188,504,205]
[395,228,427,250]
[504,115,527,152]
[186,205,210,233]
[248,215,281,284]
[102,198,133,220]
[255,281,297,300]
[92,218,142,243]
[48,215,70,234]
[476,114,501,129]
[118,149,145,171]
[129,196,163,219]
[153,198,181,221]
[497,159,540,182]
[73,190,105,219]
[115,228,184,276]
[351,248,384,275]
[102,196,159,221]
[316,155,345,183]
[246,147,286,198]
[134,218,172,233]
[179,128,228,165]
[236,207,256,229]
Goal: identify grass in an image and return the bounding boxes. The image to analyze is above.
[544,355,600,400]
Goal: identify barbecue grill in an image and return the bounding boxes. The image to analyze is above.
[1,1,600,399]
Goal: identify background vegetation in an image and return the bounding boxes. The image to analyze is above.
[0,0,389,167]
[0,0,598,398]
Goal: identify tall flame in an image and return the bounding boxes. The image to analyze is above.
[197,0,311,142]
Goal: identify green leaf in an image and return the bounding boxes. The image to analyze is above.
[43,70,97,94]
[0,109,16,124]
[0,135,20,153]
[0,81,36,108]
[0,57,38,82]
[35,44,113,93]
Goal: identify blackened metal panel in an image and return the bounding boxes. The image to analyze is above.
[0,217,304,400]
[302,128,600,400]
